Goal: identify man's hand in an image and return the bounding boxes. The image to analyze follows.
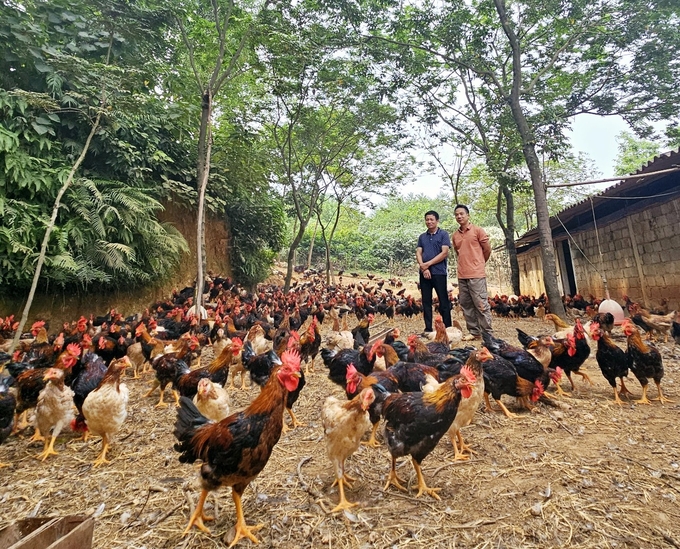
[422,268,431,279]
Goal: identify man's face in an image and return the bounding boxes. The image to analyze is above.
[454,208,469,226]
[425,215,438,231]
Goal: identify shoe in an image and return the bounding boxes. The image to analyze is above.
[462,334,481,341]
[420,331,433,337]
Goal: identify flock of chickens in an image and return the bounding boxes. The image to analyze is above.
[0,279,678,547]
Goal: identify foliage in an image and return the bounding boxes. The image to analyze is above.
[613,131,661,176]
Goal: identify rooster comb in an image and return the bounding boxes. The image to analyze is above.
[66,343,81,356]
[460,366,476,385]
[281,348,301,369]
[32,320,46,329]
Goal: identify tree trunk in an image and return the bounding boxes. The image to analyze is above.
[501,185,521,295]
[284,220,308,292]
[307,216,318,268]
[195,90,213,313]
[494,0,565,318]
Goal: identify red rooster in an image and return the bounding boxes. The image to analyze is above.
[173,349,302,543]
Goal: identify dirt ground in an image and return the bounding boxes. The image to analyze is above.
[1,304,680,549]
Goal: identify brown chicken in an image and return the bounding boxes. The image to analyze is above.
[145,335,200,407]
[34,367,75,461]
[174,349,302,544]
[299,316,321,374]
[81,356,130,466]
[322,388,376,512]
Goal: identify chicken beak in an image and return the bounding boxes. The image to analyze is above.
[292,371,301,379]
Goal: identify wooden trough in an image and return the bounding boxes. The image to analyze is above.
[0,516,94,549]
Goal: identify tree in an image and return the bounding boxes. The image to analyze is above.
[614,131,661,176]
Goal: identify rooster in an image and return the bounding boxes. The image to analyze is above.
[623,320,672,404]
[173,349,302,543]
[589,321,633,404]
[321,387,376,512]
[381,367,476,499]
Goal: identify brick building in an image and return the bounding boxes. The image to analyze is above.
[514,149,680,309]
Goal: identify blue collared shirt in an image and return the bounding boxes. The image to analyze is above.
[417,228,451,276]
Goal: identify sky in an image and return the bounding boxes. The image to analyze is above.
[402,114,631,198]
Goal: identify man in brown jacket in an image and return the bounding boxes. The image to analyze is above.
[452,204,493,341]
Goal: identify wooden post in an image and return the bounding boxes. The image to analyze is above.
[625,216,650,306]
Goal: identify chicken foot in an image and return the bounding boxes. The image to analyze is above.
[412,459,441,500]
[383,457,407,493]
[361,423,381,448]
[28,427,45,444]
[143,380,159,399]
[634,384,651,405]
[228,489,263,548]
[612,386,625,405]
[574,370,594,386]
[494,398,518,419]
[330,476,358,513]
[36,435,59,461]
[552,382,571,397]
[651,381,674,404]
[92,434,112,467]
[182,488,213,535]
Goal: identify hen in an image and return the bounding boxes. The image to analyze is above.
[589,321,633,404]
[145,335,200,407]
[299,316,321,374]
[175,338,242,399]
[173,349,301,544]
[548,318,592,395]
[623,320,671,404]
[70,351,109,439]
[321,387,376,512]
[81,356,130,466]
[381,367,476,499]
[34,367,75,461]
[193,378,231,422]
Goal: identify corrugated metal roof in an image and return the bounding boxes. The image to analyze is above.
[515,148,680,249]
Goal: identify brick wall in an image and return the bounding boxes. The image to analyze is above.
[518,196,680,309]
[568,196,680,310]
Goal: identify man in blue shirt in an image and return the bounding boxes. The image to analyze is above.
[416,210,453,333]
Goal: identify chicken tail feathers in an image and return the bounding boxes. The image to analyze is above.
[241,340,255,368]
[173,396,210,463]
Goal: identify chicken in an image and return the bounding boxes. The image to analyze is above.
[127,323,164,378]
[175,338,243,399]
[383,328,409,361]
[81,356,130,466]
[446,348,493,460]
[321,340,379,387]
[544,313,574,340]
[145,335,200,407]
[325,312,355,352]
[321,388,376,512]
[173,349,302,543]
[623,320,672,404]
[211,328,230,359]
[422,316,463,348]
[589,321,633,404]
[34,368,75,461]
[483,332,554,411]
[672,311,680,346]
[70,351,109,440]
[351,314,373,348]
[193,378,230,422]
[299,316,321,374]
[244,324,272,355]
[630,305,675,342]
[0,375,15,467]
[592,311,615,335]
[242,340,283,388]
[381,367,476,499]
[548,318,592,395]
[12,343,81,438]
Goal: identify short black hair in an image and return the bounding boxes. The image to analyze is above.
[454,204,469,214]
[424,210,439,220]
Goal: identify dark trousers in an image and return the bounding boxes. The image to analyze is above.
[420,273,452,331]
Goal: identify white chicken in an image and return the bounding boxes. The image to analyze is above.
[321,387,376,512]
[324,310,355,352]
[244,324,272,355]
[82,356,130,467]
[34,368,75,461]
[193,378,230,422]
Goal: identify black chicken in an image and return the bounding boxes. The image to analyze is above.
[589,322,633,404]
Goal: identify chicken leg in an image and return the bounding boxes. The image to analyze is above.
[143,380,159,399]
[619,378,634,399]
[494,398,518,419]
[574,370,594,386]
[651,381,674,404]
[412,458,441,500]
[612,386,624,405]
[634,384,651,405]
[331,476,358,513]
[28,427,46,444]
[228,489,263,548]
[182,488,213,535]
[92,434,111,467]
[362,423,381,448]
[36,435,59,461]
[552,382,571,397]
[383,456,407,493]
